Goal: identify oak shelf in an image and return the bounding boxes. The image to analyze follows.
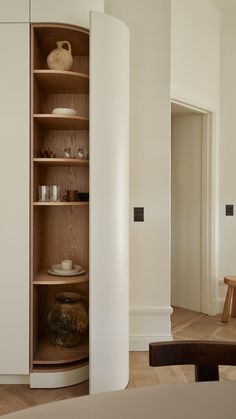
[34,70,89,93]
[32,359,89,373]
[33,158,89,167]
[33,270,89,285]
[33,201,89,206]
[33,334,89,365]
[34,114,89,130]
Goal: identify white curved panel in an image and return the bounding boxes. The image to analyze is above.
[89,11,129,394]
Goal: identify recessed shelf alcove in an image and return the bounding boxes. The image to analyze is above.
[31,23,89,379]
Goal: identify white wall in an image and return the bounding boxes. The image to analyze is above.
[171,0,222,314]
[171,0,221,109]
[172,1,236,311]
[171,114,202,312]
[217,12,236,303]
[105,0,172,350]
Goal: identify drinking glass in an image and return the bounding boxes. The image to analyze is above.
[38,185,50,202]
[50,185,61,202]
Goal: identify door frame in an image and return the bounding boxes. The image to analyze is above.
[171,96,217,315]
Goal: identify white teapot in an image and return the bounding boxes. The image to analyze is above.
[47,41,73,71]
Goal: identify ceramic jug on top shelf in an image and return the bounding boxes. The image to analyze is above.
[47,41,73,71]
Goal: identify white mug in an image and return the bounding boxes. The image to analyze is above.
[61,259,73,270]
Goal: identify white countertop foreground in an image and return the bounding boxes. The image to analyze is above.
[2,380,236,419]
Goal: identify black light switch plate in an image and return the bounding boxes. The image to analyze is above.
[226,204,234,216]
[134,207,144,222]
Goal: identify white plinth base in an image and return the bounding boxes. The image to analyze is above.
[30,364,89,388]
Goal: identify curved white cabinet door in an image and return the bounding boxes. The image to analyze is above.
[0,24,29,374]
[89,11,129,394]
[30,0,104,27]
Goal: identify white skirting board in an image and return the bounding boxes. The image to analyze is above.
[129,306,173,351]
[30,364,89,389]
[214,298,225,315]
[0,375,30,385]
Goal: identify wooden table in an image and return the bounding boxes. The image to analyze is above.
[2,381,236,419]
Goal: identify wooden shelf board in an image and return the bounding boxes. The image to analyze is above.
[33,334,89,365]
[33,201,89,206]
[34,70,89,93]
[32,359,89,372]
[33,270,89,285]
[33,158,89,167]
[34,114,89,130]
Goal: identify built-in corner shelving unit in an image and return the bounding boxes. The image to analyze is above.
[30,23,89,385]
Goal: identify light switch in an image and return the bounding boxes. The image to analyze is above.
[226,204,234,216]
[134,207,144,222]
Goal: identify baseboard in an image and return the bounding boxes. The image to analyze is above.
[129,334,173,351]
[0,375,30,384]
[214,298,225,314]
[129,305,173,351]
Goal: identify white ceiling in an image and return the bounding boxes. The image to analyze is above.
[210,0,236,12]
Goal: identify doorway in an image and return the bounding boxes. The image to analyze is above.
[171,101,212,313]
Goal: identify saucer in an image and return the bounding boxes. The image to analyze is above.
[51,264,82,275]
[52,107,77,116]
[48,266,86,277]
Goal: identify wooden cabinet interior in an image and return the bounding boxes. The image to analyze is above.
[30,23,89,374]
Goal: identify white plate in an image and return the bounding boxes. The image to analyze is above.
[48,267,86,277]
[52,107,77,116]
[52,264,81,275]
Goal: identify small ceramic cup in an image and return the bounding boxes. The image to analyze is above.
[63,190,79,202]
[61,259,73,271]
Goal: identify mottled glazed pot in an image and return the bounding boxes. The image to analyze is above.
[47,292,88,348]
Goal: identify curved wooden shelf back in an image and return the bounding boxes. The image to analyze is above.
[32,22,89,56]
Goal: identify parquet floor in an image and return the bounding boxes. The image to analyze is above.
[128,307,236,388]
[1,307,236,416]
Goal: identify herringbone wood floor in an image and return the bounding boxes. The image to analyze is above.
[128,307,236,388]
[1,307,236,416]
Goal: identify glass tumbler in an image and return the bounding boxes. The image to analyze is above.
[50,185,61,202]
[39,185,50,202]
